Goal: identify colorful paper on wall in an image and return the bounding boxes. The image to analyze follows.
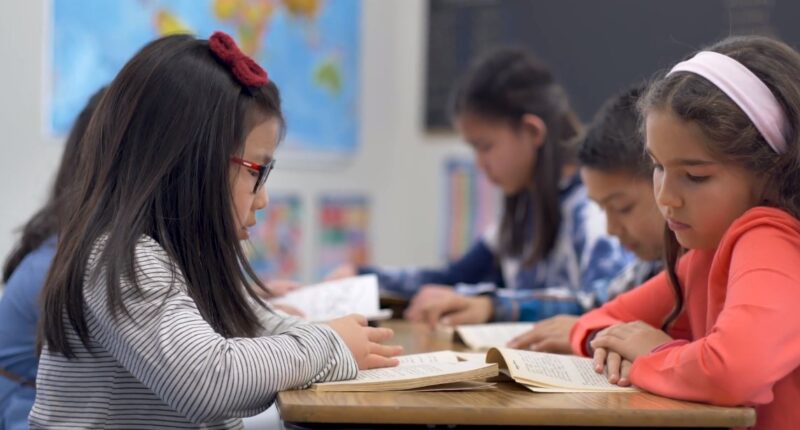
[443,159,500,260]
[317,194,370,279]
[246,193,302,281]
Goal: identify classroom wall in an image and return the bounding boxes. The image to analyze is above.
[0,0,471,283]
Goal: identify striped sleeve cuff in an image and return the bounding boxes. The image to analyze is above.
[298,324,359,387]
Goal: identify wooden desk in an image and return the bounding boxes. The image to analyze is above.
[278,321,756,428]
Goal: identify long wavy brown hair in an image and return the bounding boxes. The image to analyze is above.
[639,36,800,330]
[452,48,582,265]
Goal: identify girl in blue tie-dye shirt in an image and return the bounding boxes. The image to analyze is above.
[331,49,632,326]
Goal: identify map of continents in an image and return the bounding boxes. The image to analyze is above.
[52,0,360,157]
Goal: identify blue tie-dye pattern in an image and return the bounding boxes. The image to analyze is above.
[597,259,663,305]
[360,175,634,322]
[359,240,502,299]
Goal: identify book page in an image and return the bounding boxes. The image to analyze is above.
[487,348,637,392]
[338,362,491,384]
[271,274,381,321]
[523,384,636,393]
[397,350,460,365]
[412,381,496,392]
[456,323,535,350]
[312,361,497,390]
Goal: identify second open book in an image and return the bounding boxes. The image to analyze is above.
[312,348,638,393]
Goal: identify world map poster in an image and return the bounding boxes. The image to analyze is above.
[50,0,360,159]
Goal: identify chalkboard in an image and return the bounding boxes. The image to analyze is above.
[425,0,800,130]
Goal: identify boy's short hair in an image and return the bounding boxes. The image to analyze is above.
[578,85,651,179]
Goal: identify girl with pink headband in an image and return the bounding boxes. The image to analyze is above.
[570,35,800,430]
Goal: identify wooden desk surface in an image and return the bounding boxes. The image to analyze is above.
[278,321,756,428]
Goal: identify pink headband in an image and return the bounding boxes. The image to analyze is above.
[667,51,788,154]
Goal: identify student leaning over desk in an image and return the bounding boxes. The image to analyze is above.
[572,36,800,430]
[330,49,632,330]
[0,87,104,430]
[29,32,401,429]
[509,84,665,353]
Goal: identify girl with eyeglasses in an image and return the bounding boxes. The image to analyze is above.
[31,32,401,429]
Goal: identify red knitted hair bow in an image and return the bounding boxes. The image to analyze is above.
[208,31,269,87]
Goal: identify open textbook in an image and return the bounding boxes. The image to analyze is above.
[312,348,636,393]
[270,274,392,321]
[311,350,499,392]
[487,347,638,393]
[454,322,535,350]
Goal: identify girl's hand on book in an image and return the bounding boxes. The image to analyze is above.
[507,315,578,354]
[590,321,673,362]
[264,279,303,297]
[256,279,301,302]
[592,346,633,386]
[270,303,306,317]
[324,264,358,281]
[404,285,455,321]
[261,280,305,316]
[326,314,403,370]
[420,294,493,328]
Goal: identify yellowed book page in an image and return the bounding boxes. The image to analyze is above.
[396,350,460,365]
[487,347,637,392]
[524,384,638,393]
[312,361,498,392]
[412,381,496,391]
[456,323,535,350]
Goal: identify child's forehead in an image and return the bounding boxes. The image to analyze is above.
[582,166,648,185]
[644,111,718,161]
[581,167,649,202]
[242,118,279,158]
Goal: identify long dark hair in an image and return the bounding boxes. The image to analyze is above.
[2,87,106,283]
[41,34,285,357]
[639,36,800,330]
[452,48,582,265]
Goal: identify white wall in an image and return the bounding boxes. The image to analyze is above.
[0,0,65,271]
[0,0,470,283]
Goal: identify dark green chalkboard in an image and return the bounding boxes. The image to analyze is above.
[425,0,800,130]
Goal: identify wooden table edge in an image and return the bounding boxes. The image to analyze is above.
[277,394,756,427]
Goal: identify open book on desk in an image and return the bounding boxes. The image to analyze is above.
[487,347,638,393]
[270,274,392,321]
[311,350,498,392]
[454,322,535,350]
[311,347,636,393]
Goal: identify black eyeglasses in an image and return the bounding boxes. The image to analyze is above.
[231,156,275,193]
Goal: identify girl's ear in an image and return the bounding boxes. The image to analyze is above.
[756,171,778,206]
[520,113,547,150]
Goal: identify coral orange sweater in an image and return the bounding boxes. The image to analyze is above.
[570,207,800,430]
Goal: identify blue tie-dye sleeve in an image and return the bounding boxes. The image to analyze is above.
[572,201,634,311]
[493,293,584,322]
[358,239,502,299]
[490,194,633,321]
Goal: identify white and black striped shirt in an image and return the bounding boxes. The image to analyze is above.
[30,236,358,429]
